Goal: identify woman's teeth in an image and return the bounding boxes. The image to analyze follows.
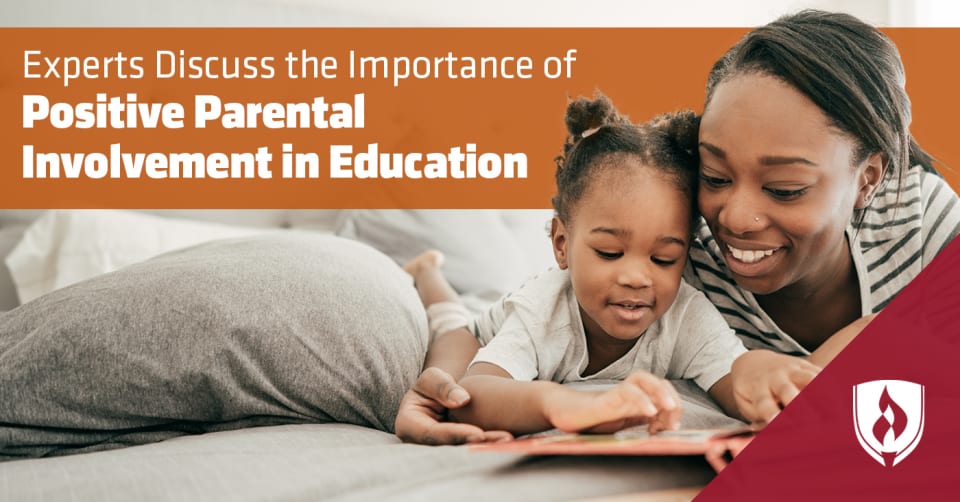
[727,245,776,264]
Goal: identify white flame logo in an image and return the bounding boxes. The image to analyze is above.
[853,380,924,467]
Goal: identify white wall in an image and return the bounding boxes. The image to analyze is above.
[5,0,953,27]
[888,0,960,26]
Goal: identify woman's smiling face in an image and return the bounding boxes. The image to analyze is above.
[698,73,880,297]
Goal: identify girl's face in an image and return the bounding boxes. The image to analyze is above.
[698,74,882,297]
[551,162,690,343]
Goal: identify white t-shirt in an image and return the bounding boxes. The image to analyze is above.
[470,268,747,392]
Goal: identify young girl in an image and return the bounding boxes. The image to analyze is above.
[404,94,753,436]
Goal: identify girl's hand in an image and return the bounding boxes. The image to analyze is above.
[543,370,682,433]
[394,367,513,445]
[731,350,820,427]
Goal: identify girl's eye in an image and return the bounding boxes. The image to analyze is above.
[652,257,679,267]
[764,187,807,200]
[594,249,622,260]
[699,173,730,189]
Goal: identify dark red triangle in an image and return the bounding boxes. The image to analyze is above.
[698,237,960,501]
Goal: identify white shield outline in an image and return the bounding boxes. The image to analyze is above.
[852,380,924,467]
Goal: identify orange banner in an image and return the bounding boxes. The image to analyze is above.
[1,28,958,208]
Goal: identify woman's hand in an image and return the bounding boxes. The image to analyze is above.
[394,367,513,445]
[731,350,820,427]
[543,370,682,434]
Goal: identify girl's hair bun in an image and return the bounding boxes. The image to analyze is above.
[564,92,629,138]
[647,110,700,162]
[553,92,701,227]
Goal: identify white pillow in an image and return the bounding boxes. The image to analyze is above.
[5,210,277,304]
[335,209,556,301]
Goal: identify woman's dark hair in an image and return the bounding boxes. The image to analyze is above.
[553,92,700,229]
[705,9,938,190]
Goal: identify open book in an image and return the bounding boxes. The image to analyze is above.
[471,426,754,472]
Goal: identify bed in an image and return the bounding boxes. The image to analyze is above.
[0,209,742,501]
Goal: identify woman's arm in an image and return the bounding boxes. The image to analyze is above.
[727,350,820,426]
[807,313,877,367]
[721,314,875,427]
[706,375,742,421]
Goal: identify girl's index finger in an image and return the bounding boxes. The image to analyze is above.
[625,371,679,410]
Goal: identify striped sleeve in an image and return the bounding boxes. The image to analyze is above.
[919,170,960,266]
[855,167,959,311]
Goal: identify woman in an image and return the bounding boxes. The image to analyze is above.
[394,10,960,443]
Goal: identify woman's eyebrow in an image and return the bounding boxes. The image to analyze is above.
[758,155,818,167]
[699,141,725,159]
[700,141,817,167]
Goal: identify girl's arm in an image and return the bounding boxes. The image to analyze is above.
[452,363,683,435]
[395,250,513,444]
[450,362,559,434]
[423,326,481,381]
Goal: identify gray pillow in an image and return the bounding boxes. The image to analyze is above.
[0,233,427,460]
